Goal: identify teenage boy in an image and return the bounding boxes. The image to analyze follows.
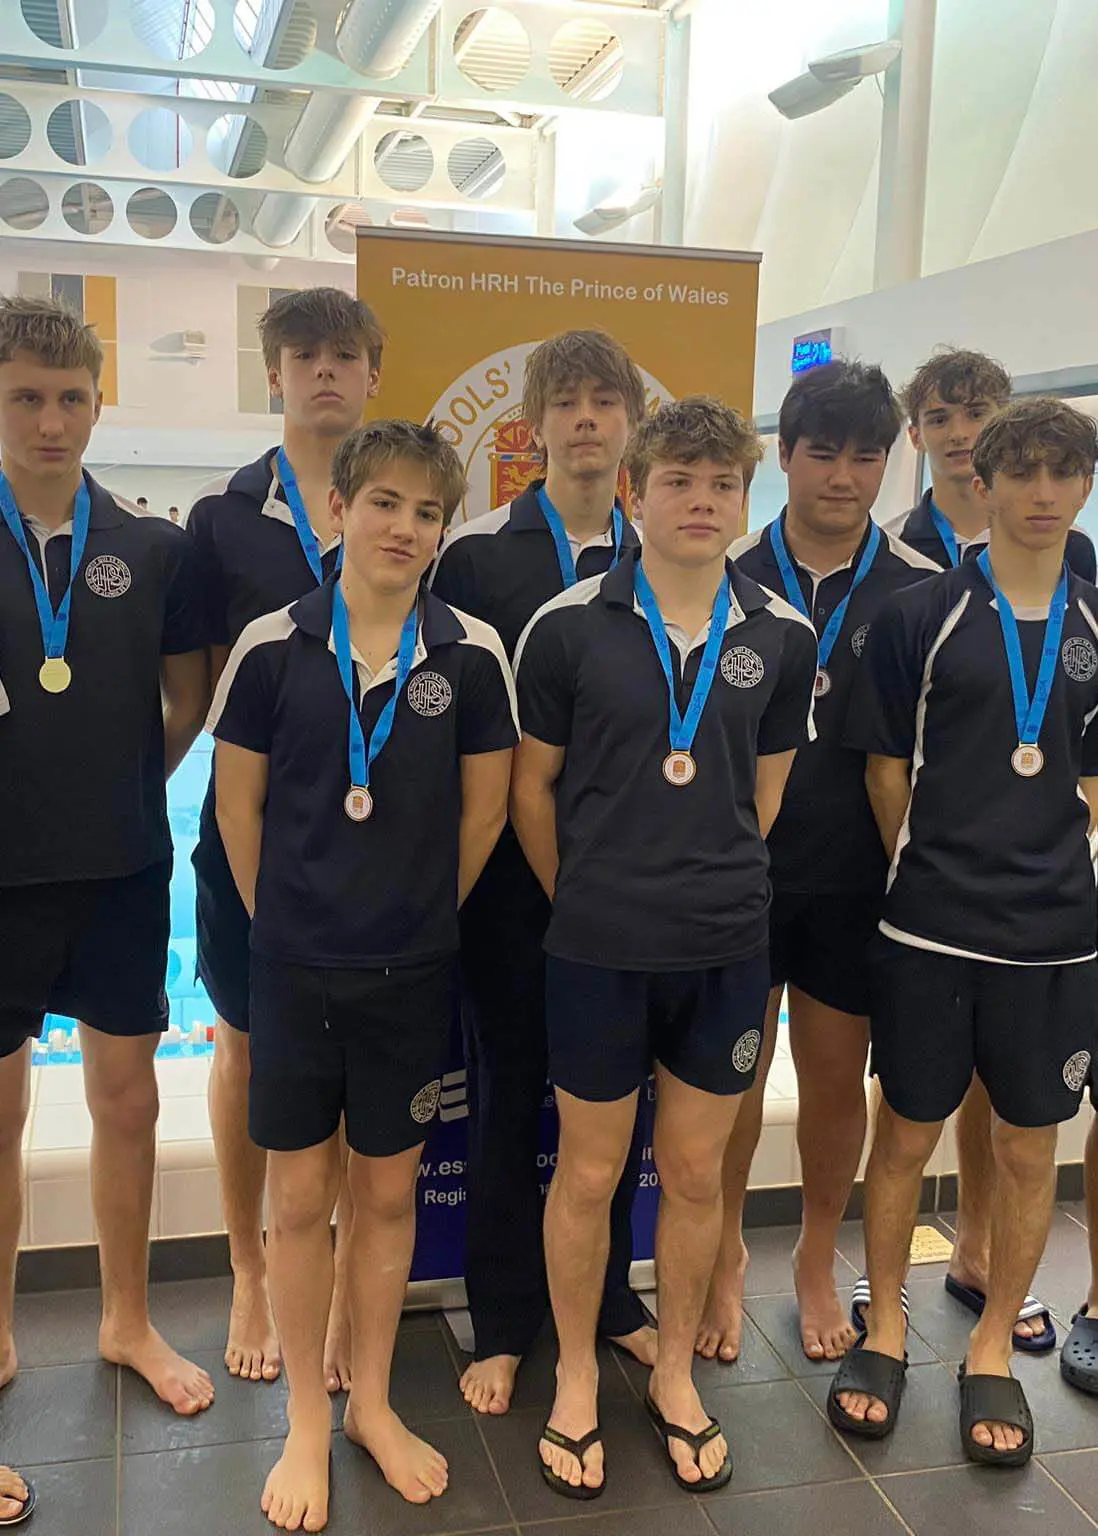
[893,348,1096,1353]
[699,363,938,1367]
[211,420,517,1532]
[512,397,818,1497]
[187,287,383,1387]
[431,330,656,1415]
[0,296,212,1413]
[830,398,1098,1465]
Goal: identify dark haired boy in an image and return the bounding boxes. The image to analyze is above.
[0,296,212,1415]
[431,329,655,1415]
[188,286,384,1387]
[893,347,1095,1352]
[211,420,517,1531]
[699,363,938,1367]
[513,396,817,1496]
[830,398,1098,1465]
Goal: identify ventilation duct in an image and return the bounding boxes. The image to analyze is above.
[253,0,438,247]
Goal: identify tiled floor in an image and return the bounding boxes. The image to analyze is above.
[7,1207,1098,1534]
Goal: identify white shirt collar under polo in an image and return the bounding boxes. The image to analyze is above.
[261,451,342,555]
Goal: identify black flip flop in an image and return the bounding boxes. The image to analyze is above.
[538,1424,605,1501]
[1061,1308,1098,1395]
[826,1342,908,1440]
[644,1392,732,1492]
[605,1298,658,1363]
[0,1478,35,1528]
[957,1364,1033,1467]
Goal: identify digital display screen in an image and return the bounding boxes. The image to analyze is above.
[791,329,835,375]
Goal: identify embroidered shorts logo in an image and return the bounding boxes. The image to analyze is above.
[410,1079,442,1124]
[1063,1050,1092,1093]
[407,671,453,717]
[721,647,765,689]
[731,1029,761,1073]
[851,623,870,658]
[85,554,131,599]
[1062,636,1098,683]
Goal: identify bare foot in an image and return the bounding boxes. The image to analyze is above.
[261,1394,332,1532]
[99,1322,215,1416]
[696,1239,748,1362]
[539,1367,603,1492]
[323,1295,352,1394]
[835,1315,905,1427]
[0,1332,16,1391]
[0,1467,29,1523]
[226,1271,281,1383]
[793,1242,857,1361]
[608,1323,658,1368]
[460,1354,520,1414]
[647,1372,728,1484]
[344,1402,448,1504]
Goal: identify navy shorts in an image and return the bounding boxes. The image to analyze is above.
[0,862,171,1058]
[249,952,457,1157]
[193,790,251,1032]
[871,937,1098,1127]
[769,888,881,1016]
[544,951,771,1102]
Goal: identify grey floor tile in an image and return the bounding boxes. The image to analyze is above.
[739,1225,808,1297]
[519,1504,712,1536]
[1009,1351,1098,1456]
[902,1277,983,1364]
[9,1457,115,1536]
[804,1362,969,1473]
[389,1322,470,1424]
[146,1275,234,1355]
[475,1397,679,1522]
[706,1477,906,1536]
[1041,1447,1098,1518]
[119,1346,293,1455]
[613,1314,789,1400]
[0,1361,117,1466]
[878,1461,1098,1535]
[697,1378,862,1494]
[12,1286,103,1367]
[744,1291,936,1378]
[835,1216,958,1282]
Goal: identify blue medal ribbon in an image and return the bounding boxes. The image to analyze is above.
[633,562,731,763]
[536,484,624,589]
[276,448,342,583]
[928,500,962,568]
[0,469,91,668]
[330,580,418,801]
[977,548,1068,751]
[767,515,881,675]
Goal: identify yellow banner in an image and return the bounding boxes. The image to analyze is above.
[358,229,760,525]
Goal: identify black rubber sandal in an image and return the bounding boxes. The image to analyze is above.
[0,1477,35,1528]
[538,1424,605,1501]
[957,1364,1033,1467]
[644,1392,733,1493]
[1061,1308,1098,1396]
[826,1343,908,1440]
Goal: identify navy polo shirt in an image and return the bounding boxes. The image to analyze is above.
[514,549,819,971]
[0,472,208,886]
[209,577,519,969]
[731,514,939,894]
[187,449,342,649]
[889,490,1097,580]
[430,480,641,659]
[847,563,1098,964]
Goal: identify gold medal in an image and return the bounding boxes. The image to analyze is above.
[814,668,832,699]
[39,657,72,693]
[662,750,697,787]
[1011,744,1044,778]
[344,785,373,822]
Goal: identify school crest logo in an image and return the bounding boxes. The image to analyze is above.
[721,647,765,689]
[1062,636,1098,683]
[1063,1050,1091,1093]
[731,1030,761,1073]
[851,624,870,658]
[84,554,131,599]
[407,672,453,718]
[410,1079,442,1125]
